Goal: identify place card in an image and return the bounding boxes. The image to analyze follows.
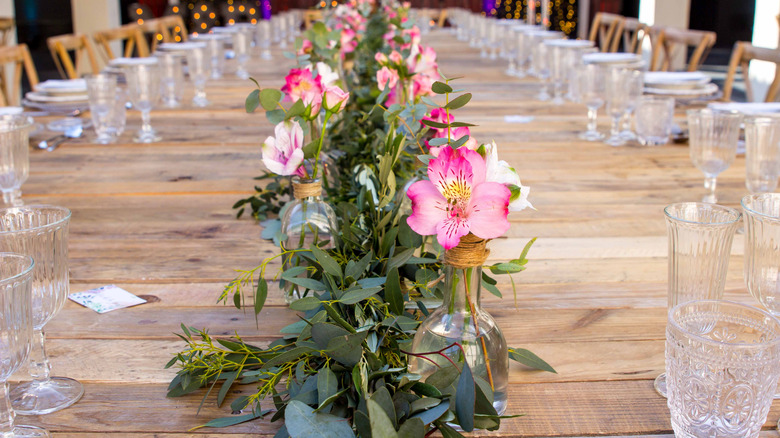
[68,285,147,314]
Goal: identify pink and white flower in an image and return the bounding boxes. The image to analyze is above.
[323,84,349,113]
[262,121,305,177]
[428,126,478,156]
[281,68,323,104]
[377,66,399,91]
[406,147,510,249]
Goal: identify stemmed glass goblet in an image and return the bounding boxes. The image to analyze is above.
[604,67,629,146]
[577,64,605,141]
[0,116,32,206]
[687,109,742,203]
[744,116,780,194]
[0,206,81,415]
[186,43,211,108]
[0,253,49,437]
[124,58,162,143]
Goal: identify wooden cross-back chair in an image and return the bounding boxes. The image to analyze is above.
[722,41,780,102]
[47,34,100,79]
[620,18,650,54]
[0,44,38,106]
[588,12,625,53]
[650,26,716,72]
[93,24,150,62]
[156,15,188,44]
[0,18,14,46]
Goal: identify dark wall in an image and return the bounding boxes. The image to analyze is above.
[689,0,754,49]
[14,0,73,82]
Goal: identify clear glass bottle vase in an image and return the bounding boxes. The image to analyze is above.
[280,177,337,303]
[408,237,509,417]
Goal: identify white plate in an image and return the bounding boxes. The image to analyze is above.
[25,91,88,103]
[644,72,711,90]
[644,83,719,97]
[543,39,594,48]
[524,29,564,38]
[35,79,87,95]
[108,57,160,67]
[157,42,207,52]
[582,52,641,64]
[708,102,780,115]
[0,107,23,116]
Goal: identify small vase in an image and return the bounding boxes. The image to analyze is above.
[280,177,338,303]
[408,234,509,416]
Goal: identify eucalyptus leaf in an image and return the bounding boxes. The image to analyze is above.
[285,400,356,438]
[409,399,449,425]
[311,323,351,349]
[246,89,260,113]
[370,386,397,429]
[444,93,472,110]
[339,286,382,305]
[202,409,272,428]
[312,246,342,279]
[317,366,338,407]
[509,347,557,373]
[367,399,399,438]
[259,88,283,111]
[255,279,268,315]
[385,268,404,315]
[325,331,368,367]
[431,81,453,94]
[289,296,322,311]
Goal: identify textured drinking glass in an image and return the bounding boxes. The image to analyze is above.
[654,202,741,398]
[185,43,210,107]
[85,74,126,143]
[193,34,227,80]
[257,20,272,60]
[618,69,644,141]
[124,59,161,143]
[0,116,32,207]
[231,30,250,80]
[532,42,550,101]
[743,193,780,316]
[578,64,605,141]
[0,253,49,437]
[744,117,780,194]
[155,52,184,109]
[688,109,743,203]
[605,67,630,147]
[666,300,780,438]
[0,206,81,415]
[635,97,675,146]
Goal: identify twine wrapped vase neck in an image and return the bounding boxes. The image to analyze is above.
[444,233,489,269]
[292,179,322,199]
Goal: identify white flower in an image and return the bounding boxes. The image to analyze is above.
[315,62,340,88]
[483,141,533,212]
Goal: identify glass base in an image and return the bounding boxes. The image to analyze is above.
[192,96,209,108]
[619,130,637,141]
[6,426,50,437]
[11,377,84,415]
[134,130,161,143]
[701,193,717,204]
[604,135,627,147]
[653,373,667,398]
[579,130,605,141]
[260,51,272,60]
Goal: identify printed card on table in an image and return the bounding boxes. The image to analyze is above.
[68,285,147,314]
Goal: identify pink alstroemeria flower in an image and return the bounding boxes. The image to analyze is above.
[261,121,305,177]
[281,68,323,104]
[377,66,399,91]
[407,147,511,249]
[323,85,350,113]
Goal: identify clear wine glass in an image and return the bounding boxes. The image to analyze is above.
[532,42,551,101]
[257,20,273,60]
[0,253,48,437]
[0,206,80,416]
[687,109,743,203]
[185,42,211,107]
[0,115,32,207]
[577,64,605,141]
[232,30,250,80]
[618,69,644,141]
[604,67,629,147]
[124,59,161,143]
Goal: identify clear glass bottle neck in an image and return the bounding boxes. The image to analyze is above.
[441,264,482,313]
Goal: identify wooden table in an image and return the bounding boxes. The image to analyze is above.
[16,29,778,437]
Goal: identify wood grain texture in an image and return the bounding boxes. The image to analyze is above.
[15,29,772,436]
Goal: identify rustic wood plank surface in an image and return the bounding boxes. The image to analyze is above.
[13,28,772,436]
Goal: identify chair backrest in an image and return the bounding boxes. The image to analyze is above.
[156,15,188,43]
[621,18,650,54]
[723,41,780,102]
[0,44,39,106]
[650,26,716,72]
[93,24,150,62]
[0,17,14,46]
[588,12,625,53]
[46,34,100,79]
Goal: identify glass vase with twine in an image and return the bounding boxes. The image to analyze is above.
[280,177,338,303]
[408,233,509,416]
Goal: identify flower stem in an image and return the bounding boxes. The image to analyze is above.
[462,267,494,391]
[312,113,331,178]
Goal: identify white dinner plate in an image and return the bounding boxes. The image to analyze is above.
[708,102,780,115]
[25,91,88,103]
[643,72,711,90]
[644,82,719,97]
[109,57,160,67]
[543,39,594,48]
[35,79,87,95]
[582,52,641,64]
[157,42,207,52]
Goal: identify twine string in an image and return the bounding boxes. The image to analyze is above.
[292,180,322,199]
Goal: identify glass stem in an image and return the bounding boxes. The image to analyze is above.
[587,107,598,133]
[621,111,632,131]
[141,110,152,134]
[610,115,621,137]
[0,382,14,435]
[28,329,51,383]
[196,82,207,100]
[706,176,717,198]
